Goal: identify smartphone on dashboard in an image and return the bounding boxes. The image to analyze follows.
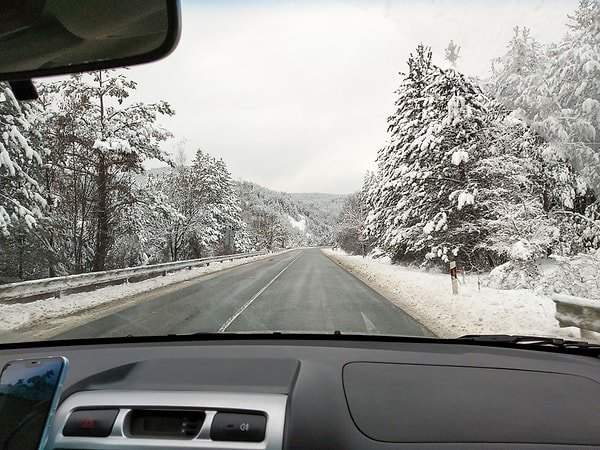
[0,357,68,450]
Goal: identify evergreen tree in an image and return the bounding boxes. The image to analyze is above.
[0,83,52,279]
[367,45,581,269]
[0,83,46,237]
[543,0,600,192]
[491,26,544,113]
[489,2,600,251]
[490,4,600,195]
[366,44,436,259]
[367,45,489,264]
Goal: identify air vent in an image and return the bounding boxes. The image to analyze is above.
[128,410,205,439]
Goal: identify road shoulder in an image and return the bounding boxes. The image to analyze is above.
[321,248,447,337]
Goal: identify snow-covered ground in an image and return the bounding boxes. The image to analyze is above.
[323,248,600,344]
[0,253,280,333]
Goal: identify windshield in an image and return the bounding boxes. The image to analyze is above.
[1,0,599,345]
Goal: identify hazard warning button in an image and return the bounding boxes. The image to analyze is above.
[63,409,119,437]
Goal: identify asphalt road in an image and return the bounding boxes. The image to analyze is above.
[54,249,432,339]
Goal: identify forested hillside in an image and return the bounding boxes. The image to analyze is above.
[0,72,341,285]
[237,182,342,250]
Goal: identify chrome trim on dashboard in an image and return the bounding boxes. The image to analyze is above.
[46,390,287,450]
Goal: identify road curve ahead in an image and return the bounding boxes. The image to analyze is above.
[54,249,433,339]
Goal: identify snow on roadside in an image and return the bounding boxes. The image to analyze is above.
[322,249,600,343]
[0,253,280,332]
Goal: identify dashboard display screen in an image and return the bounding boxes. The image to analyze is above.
[129,410,205,438]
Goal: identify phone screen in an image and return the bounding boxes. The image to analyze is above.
[0,357,68,450]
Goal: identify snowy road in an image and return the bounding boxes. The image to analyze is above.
[52,249,432,339]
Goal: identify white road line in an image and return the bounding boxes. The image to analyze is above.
[218,252,304,332]
[361,312,378,333]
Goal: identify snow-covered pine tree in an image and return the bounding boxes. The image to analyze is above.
[409,66,492,266]
[366,44,437,260]
[0,83,55,280]
[491,26,544,114]
[466,109,566,267]
[542,0,600,194]
[189,150,249,255]
[490,2,600,252]
[491,5,600,194]
[367,43,586,269]
[0,83,46,237]
[367,44,490,265]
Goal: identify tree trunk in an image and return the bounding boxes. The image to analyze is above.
[48,233,56,278]
[93,71,109,272]
[94,156,109,271]
[18,236,24,280]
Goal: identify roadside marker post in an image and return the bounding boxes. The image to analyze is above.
[450,261,459,295]
[357,224,368,258]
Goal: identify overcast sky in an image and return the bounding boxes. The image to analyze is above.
[128,0,576,194]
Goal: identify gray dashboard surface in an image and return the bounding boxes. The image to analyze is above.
[343,362,600,444]
[1,338,599,449]
[62,357,300,397]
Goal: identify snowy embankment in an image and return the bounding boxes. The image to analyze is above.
[0,253,280,333]
[322,249,600,344]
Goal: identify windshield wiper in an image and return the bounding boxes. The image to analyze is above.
[458,334,600,350]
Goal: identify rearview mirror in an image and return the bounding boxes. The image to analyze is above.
[0,0,180,84]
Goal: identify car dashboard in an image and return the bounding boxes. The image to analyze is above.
[1,336,599,450]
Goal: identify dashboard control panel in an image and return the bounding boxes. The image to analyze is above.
[46,390,286,450]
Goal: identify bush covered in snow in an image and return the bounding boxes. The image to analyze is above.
[484,260,545,290]
[537,251,600,299]
[485,250,600,302]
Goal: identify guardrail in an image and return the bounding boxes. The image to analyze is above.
[552,293,600,340]
[0,251,266,303]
